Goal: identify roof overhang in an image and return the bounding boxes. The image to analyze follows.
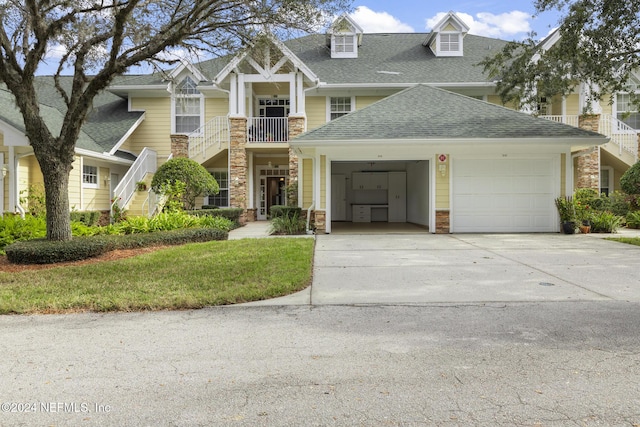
[108,84,171,98]
[76,148,135,165]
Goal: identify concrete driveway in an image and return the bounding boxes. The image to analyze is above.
[248,232,640,305]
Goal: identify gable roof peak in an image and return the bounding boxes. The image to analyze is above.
[328,13,364,35]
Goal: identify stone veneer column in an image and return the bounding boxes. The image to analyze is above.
[435,211,450,234]
[287,116,306,181]
[170,134,189,158]
[313,211,326,234]
[229,117,248,222]
[576,114,601,190]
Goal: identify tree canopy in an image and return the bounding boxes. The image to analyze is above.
[0,0,351,240]
[480,0,640,112]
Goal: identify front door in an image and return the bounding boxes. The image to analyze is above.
[256,167,289,220]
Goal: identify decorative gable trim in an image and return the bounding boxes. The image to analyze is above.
[423,11,470,57]
[168,59,207,83]
[213,33,318,85]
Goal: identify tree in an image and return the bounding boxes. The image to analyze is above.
[480,0,640,111]
[0,0,350,241]
[151,158,219,210]
[620,162,640,195]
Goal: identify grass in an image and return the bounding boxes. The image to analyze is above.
[0,238,314,314]
[606,237,640,247]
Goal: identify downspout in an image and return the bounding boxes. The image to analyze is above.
[306,201,315,235]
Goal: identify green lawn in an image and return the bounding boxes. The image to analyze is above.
[0,238,314,314]
[606,237,640,247]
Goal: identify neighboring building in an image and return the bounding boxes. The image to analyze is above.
[0,12,634,233]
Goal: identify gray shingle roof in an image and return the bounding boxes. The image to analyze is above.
[293,84,608,142]
[284,33,507,85]
[0,77,143,154]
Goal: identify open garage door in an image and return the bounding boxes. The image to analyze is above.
[451,157,559,233]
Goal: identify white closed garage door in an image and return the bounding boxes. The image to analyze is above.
[452,156,559,233]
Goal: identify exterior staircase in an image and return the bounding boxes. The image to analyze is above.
[188,116,230,164]
[123,173,155,216]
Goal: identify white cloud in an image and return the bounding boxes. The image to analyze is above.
[350,6,414,33]
[45,43,68,60]
[426,11,532,39]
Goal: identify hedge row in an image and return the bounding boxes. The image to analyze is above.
[186,207,243,225]
[5,228,228,265]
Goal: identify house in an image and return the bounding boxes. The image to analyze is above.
[0,12,634,233]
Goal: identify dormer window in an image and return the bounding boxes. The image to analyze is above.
[423,12,470,57]
[328,14,364,59]
[440,33,460,53]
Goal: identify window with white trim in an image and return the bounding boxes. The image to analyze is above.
[82,165,98,188]
[207,170,229,207]
[334,35,355,53]
[329,97,352,120]
[174,76,202,134]
[616,93,640,129]
[440,33,460,53]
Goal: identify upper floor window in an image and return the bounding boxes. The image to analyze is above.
[82,165,98,188]
[174,76,203,134]
[328,14,363,59]
[616,93,640,129]
[329,97,353,120]
[440,33,460,53]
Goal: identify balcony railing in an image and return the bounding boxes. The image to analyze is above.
[247,117,289,143]
[540,114,638,162]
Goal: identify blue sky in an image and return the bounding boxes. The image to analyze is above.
[38,1,561,75]
[348,1,561,39]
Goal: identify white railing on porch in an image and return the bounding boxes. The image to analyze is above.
[247,117,289,143]
[599,114,638,160]
[540,114,638,162]
[188,116,230,158]
[111,147,157,218]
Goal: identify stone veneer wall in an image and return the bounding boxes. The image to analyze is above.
[435,210,450,234]
[576,114,601,190]
[313,210,326,233]
[170,134,189,158]
[229,117,248,222]
[288,116,305,181]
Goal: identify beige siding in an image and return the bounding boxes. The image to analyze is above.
[320,155,326,210]
[81,166,112,210]
[306,96,327,131]
[130,97,172,160]
[252,83,290,97]
[356,96,384,110]
[302,158,313,208]
[487,95,505,106]
[69,157,82,210]
[205,98,229,123]
[435,154,450,209]
[561,153,567,197]
[565,94,580,116]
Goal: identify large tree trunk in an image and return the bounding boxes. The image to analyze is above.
[41,162,72,241]
[31,134,75,242]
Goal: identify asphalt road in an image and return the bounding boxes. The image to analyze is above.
[2,302,640,426]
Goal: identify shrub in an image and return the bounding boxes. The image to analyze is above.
[621,161,640,195]
[151,158,219,210]
[187,208,243,226]
[0,214,46,251]
[196,215,234,231]
[608,191,631,217]
[5,228,228,264]
[269,213,307,235]
[554,197,575,223]
[270,205,302,219]
[6,237,111,264]
[626,211,640,229]
[70,210,101,226]
[590,211,624,233]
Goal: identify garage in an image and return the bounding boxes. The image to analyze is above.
[451,156,560,233]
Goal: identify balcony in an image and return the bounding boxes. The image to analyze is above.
[247,117,289,143]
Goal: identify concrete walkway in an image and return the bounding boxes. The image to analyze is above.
[243,228,640,306]
[227,221,273,239]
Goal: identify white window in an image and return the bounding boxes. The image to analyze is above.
[331,34,358,58]
[82,165,98,188]
[616,93,640,129]
[440,34,459,52]
[174,76,203,134]
[329,97,353,120]
[207,170,228,207]
[601,167,613,196]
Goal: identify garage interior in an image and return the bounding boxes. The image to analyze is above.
[330,160,430,232]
